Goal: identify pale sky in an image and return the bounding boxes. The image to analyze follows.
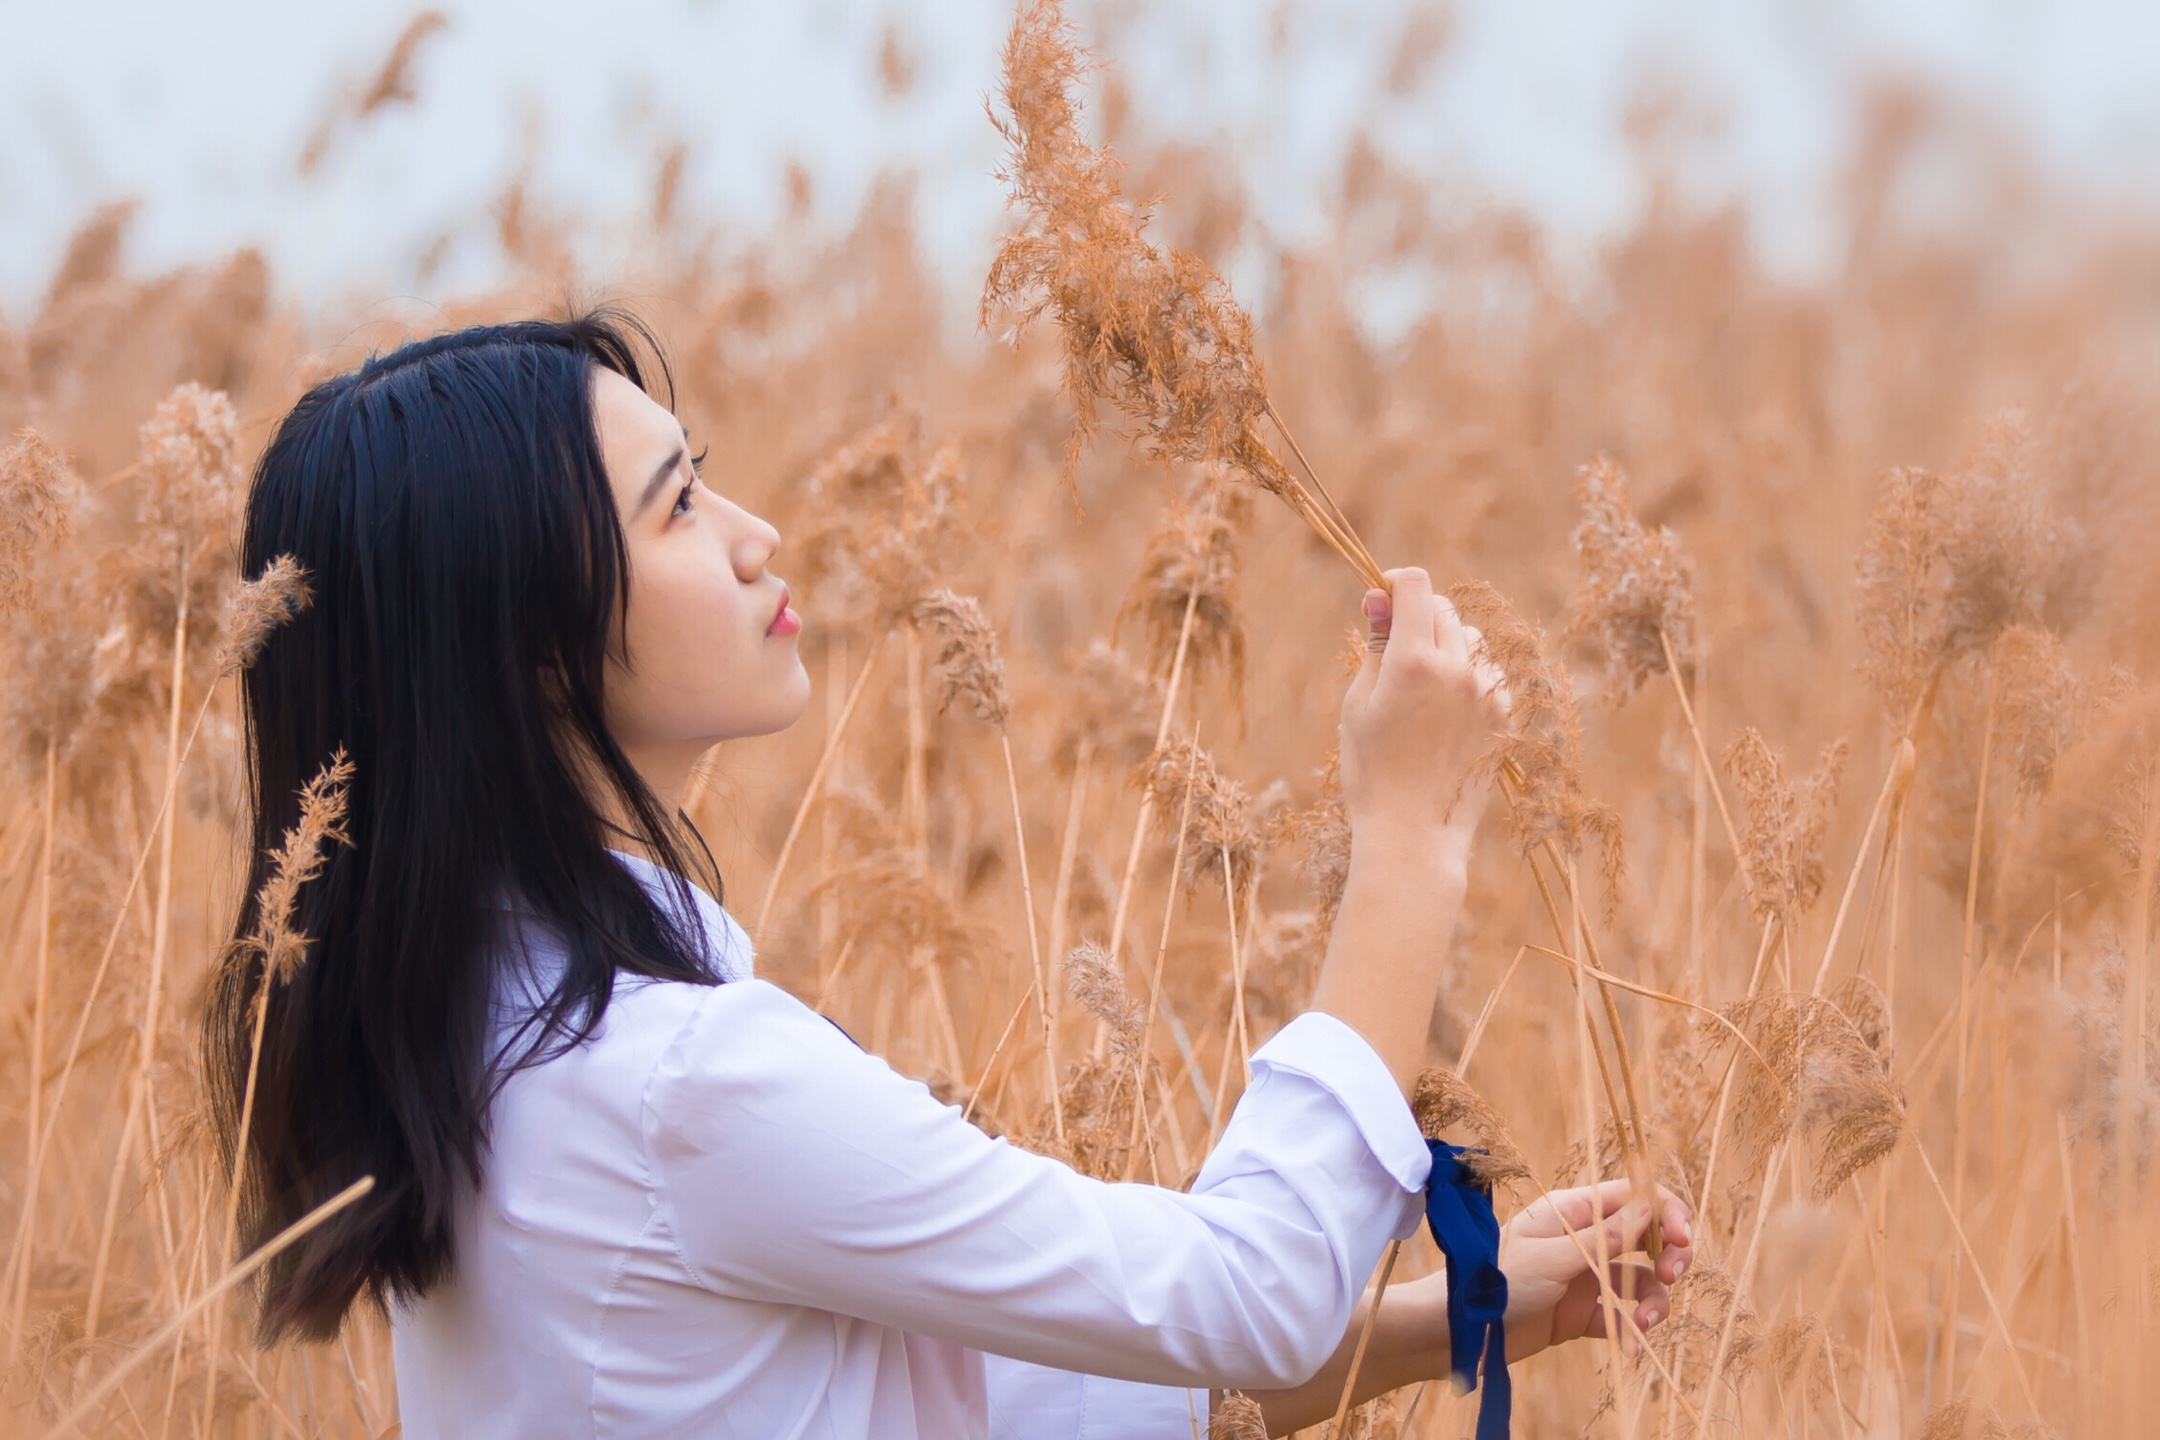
[2,0,2155,319]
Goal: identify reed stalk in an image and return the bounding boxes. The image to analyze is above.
[9,746,55,1359]
[903,622,928,856]
[1204,860,1256,1145]
[1658,627,1749,898]
[1455,945,1530,1078]
[997,728,1062,1140]
[43,1177,376,1440]
[963,987,1032,1127]
[1126,733,1201,1179]
[1326,1238,1402,1436]
[81,555,192,1348]
[1097,583,1200,1058]
[2,677,221,1362]
[1045,738,1093,1045]
[755,629,888,938]
[1807,739,1913,997]
[1694,1134,1791,1429]
[1570,877,1628,1375]
[1941,666,1999,1393]
[1910,1137,2041,1419]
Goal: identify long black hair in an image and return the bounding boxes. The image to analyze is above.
[205,313,727,1342]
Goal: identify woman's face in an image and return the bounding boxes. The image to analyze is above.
[592,366,809,793]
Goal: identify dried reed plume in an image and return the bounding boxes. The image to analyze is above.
[0,429,76,615]
[1030,942,1148,1179]
[1065,940,1143,1060]
[1764,1313,1824,1392]
[1410,1066,1533,1189]
[1208,1390,1269,1440]
[197,749,358,1425]
[1798,997,1904,1198]
[1661,1260,1765,1384]
[215,555,312,676]
[1327,1392,1402,1440]
[1723,729,1848,929]
[1056,638,1161,769]
[1712,990,1904,1199]
[1854,447,2057,735]
[1568,455,1697,697]
[1288,752,1351,938]
[813,798,999,982]
[237,748,356,982]
[982,0,1382,587]
[138,381,244,546]
[1448,578,1624,892]
[1917,1399,2016,1440]
[1993,623,2077,799]
[911,589,1011,725]
[1121,480,1246,692]
[300,11,451,173]
[357,11,450,117]
[1135,735,1265,897]
[797,417,966,626]
[983,0,1283,491]
[1717,994,1806,1179]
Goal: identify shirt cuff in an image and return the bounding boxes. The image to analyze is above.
[1248,1011,1432,1197]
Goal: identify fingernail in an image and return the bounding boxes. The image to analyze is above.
[1363,590,1392,629]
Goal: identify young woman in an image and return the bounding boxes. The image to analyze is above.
[207,314,1690,1439]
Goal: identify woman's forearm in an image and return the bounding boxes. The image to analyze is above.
[1307,823,1472,1094]
[1234,1276,1450,1435]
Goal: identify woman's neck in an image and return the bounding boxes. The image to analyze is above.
[578,734,708,862]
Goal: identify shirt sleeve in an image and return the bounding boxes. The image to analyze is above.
[641,980,1430,1391]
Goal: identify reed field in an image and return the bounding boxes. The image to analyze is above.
[3,3,2159,1436]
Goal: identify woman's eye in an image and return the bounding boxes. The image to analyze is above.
[671,482,695,518]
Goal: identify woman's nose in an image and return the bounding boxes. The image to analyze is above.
[735,513,781,580]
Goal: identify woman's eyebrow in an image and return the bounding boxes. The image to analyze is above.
[634,426,694,515]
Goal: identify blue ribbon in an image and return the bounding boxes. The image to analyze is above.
[1425,1140,1511,1440]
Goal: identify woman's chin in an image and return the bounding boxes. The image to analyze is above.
[768,659,815,732]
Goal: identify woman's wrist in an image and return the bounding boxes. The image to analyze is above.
[1346,820,1474,893]
[1383,1274,1456,1389]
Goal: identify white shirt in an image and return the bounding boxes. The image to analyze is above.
[392,852,1433,1439]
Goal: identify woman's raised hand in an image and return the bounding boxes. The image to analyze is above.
[1499,1180,1694,1362]
[1338,567,1507,847]
[1311,567,1510,1091]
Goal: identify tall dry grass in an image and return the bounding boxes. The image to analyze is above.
[4,6,2160,1436]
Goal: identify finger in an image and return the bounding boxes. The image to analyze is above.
[1348,588,1390,706]
[1624,1267,1668,1335]
[1584,1265,1669,1349]
[1379,567,1438,671]
[1560,1186,1661,1264]
[1656,1191,1694,1282]
[1531,1178,1643,1237]
[1431,589,1472,670]
[1659,1188,1693,1247]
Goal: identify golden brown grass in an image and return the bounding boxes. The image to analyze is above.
[3,6,2158,1436]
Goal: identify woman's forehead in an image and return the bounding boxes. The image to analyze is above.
[593,368,681,479]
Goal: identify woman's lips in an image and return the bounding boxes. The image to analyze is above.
[767,584,801,638]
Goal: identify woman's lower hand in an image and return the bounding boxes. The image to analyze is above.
[1230,1182,1691,1436]
[1500,1180,1693,1362]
